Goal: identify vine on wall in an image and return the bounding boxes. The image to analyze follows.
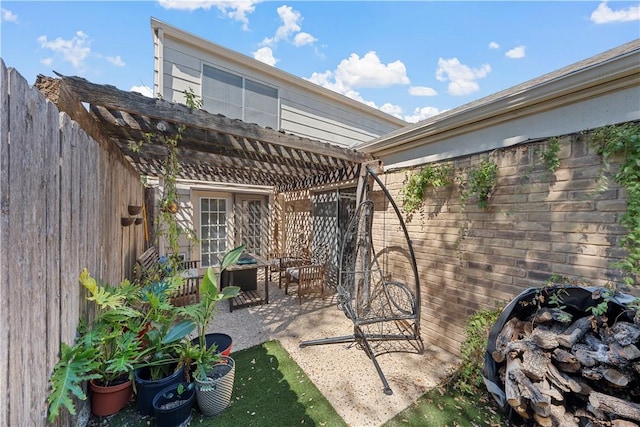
[399,122,640,286]
[401,164,453,213]
[590,122,640,285]
[459,158,499,210]
[401,158,498,213]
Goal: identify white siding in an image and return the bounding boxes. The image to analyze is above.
[153,20,405,147]
[380,86,640,170]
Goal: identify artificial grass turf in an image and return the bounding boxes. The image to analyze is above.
[381,382,506,427]
[91,339,347,426]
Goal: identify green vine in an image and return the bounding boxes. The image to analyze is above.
[401,164,453,213]
[590,122,640,285]
[538,137,561,174]
[451,305,502,395]
[128,89,201,265]
[460,158,499,209]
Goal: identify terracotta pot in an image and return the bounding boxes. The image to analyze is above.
[89,379,133,417]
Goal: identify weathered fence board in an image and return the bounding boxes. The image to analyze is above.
[0,62,145,426]
[0,59,10,427]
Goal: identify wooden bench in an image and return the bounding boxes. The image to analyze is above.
[134,247,200,307]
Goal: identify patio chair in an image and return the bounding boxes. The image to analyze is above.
[283,246,329,304]
[300,165,423,395]
[268,249,310,288]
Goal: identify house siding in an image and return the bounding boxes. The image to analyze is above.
[152,19,405,147]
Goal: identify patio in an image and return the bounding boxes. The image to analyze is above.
[208,279,458,427]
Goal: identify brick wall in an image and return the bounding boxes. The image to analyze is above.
[375,130,635,356]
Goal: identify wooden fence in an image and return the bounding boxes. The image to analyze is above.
[0,61,145,426]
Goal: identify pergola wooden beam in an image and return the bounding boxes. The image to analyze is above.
[36,73,375,190]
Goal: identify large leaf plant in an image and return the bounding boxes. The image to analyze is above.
[178,245,243,380]
[47,268,196,423]
[47,269,145,422]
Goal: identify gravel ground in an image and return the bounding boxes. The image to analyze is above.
[207,279,459,427]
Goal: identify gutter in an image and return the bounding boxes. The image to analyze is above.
[356,40,640,157]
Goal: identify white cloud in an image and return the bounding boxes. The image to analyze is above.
[107,56,125,67]
[293,32,317,47]
[158,0,260,30]
[130,85,153,97]
[41,58,54,67]
[274,5,301,41]
[505,45,526,59]
[590,1,639,24]
[333,51,410,89]
[306,51,410,117]
[1,8,17,22]
[379,103,403,119]
[260,4,317,49]
[409,86,437,97]
[404,106,442,123]
[435,57,490,96]
[489,41,499,49]
[37,31,91,69]
[253,46,278,66]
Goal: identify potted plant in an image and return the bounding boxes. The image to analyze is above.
[178,245,243,416]
[47,269,147,421]
[132,273,196,416]
[152,381,195,427]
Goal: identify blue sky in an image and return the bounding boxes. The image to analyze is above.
[1,1,638,123]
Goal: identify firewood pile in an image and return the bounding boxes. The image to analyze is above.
[483,285,640,427]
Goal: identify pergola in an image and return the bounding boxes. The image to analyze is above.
[36,73,373,193]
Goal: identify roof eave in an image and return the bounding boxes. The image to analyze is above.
[356,40,640,157]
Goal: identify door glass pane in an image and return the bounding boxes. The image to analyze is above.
[242,199,262,256]
[200,197,227,267]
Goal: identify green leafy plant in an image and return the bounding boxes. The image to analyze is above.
[459,158,499,209]
[47,270,147,422]
[178,245,244,380]
[401,164,453,213]
[451,305,502,395]
[590,122,640,286]
[538,137,561,174]
[183,87,203,110]
[163,382,194,400]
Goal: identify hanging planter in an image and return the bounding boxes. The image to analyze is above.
[194,356,235,416]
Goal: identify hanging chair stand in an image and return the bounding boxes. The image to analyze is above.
[300,165,423,395]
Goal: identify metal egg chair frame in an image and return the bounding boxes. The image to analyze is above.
[300,164,423,395]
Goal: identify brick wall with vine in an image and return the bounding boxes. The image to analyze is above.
[375,125,639,356]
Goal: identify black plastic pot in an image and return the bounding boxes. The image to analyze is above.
[152,382,195,427]
[190,333,233,357]
[134,364,185,416]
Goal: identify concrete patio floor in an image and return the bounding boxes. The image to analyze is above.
[208,279,459,427]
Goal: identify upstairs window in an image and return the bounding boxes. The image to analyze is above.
[202,64,279,129]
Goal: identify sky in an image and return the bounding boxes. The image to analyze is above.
[1,1,639,124]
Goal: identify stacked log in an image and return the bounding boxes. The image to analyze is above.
[486,286,640,426]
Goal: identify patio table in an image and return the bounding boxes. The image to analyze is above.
[221,253,270,312]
